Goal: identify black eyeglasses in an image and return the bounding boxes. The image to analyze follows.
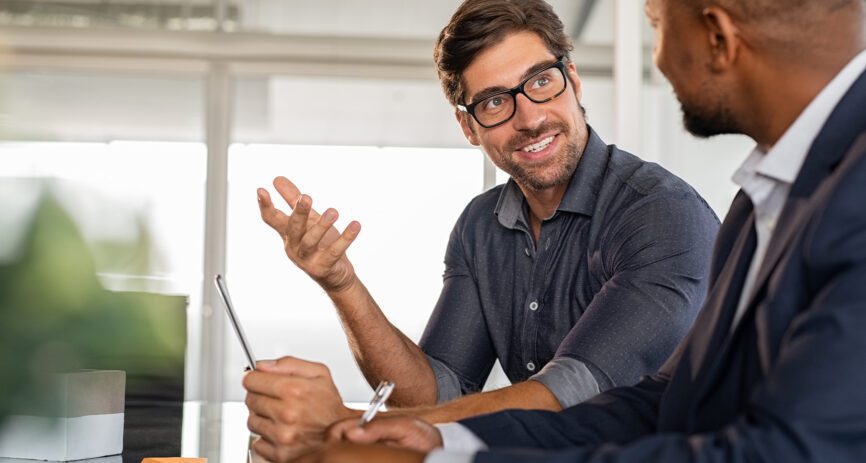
[457,57,569,128]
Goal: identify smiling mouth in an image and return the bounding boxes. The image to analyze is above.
[520,135,555,153]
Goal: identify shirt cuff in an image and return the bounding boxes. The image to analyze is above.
[424,449,477,463]
[530,356,600,408]
[435,422,488,452]
[425,354,464,403]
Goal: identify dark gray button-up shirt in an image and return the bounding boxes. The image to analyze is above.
[419,129,719,406]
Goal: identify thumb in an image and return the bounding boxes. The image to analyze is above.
[326,417,360,442]
[344,426,382,444]
[344,419,411,445]
[259,356,329,379]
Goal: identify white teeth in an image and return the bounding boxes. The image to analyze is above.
[521,136,554,153]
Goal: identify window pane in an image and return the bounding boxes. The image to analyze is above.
[0,70,206,400]
[225,143,483,401]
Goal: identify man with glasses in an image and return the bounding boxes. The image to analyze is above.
[244,0,719,459]
[268,0,866,461]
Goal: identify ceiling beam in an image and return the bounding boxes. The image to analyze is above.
[0,25,618,77]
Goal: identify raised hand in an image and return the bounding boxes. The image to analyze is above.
[257,176,361,293]
[244,357,358,453]
[327,415,444,453]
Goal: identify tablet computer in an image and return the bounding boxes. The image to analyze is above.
[214,274,257,371]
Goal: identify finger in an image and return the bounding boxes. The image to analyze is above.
[298,208,339,255]
[260,356,331,378]
[245,372,332,407]
[247,411,280,442]
[251,437,279,462]
[258,188,290,233]
[274,177,324,221]
[321,221,361,267]
[273,176,302,209]
[285,195,312,247]
[325,417,359,442]
[289,452,315,463]
[243,370,291,399]
[344,417,425,446]
[344,426,383,445]
[245,391,289,421]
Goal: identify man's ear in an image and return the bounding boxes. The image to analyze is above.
[566,61,583,101]
[702,6,741,72]
[456,109,480,146]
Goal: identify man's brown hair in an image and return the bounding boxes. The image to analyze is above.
[434,0,574,107]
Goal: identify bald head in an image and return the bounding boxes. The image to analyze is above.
[676,0,866,59]
[682,0,854,19]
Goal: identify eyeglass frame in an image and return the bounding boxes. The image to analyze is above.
[457,56,570,129]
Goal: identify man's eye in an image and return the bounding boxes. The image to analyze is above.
[484,96,504,110]
[531,76,551,89]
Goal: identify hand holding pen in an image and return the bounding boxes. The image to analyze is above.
[358,380,395,427]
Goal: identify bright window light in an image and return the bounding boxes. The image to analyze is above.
[225,143,484,401]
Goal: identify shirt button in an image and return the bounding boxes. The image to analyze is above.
[529,301,539,311]
[524,247,531,257]
[526,362,536,372]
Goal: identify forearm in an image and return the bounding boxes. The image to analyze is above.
[397,380,560,424]
[327,277,437,406]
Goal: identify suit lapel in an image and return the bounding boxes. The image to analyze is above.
[686,193,756,378]
[739,67,866,327]
[687,68,866,418]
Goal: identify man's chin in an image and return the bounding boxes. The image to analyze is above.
[681,104,741,138]
[513,168,572,192]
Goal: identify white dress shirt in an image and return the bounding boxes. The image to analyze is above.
[424,48,866,463]
[730,48,866,329]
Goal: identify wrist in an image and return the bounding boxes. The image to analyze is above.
[324,272,361,297]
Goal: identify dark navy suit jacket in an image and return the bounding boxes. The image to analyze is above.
[459,69,866,463]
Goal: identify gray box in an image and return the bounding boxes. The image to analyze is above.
[0,370,125,461]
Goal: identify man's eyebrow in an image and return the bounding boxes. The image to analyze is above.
[467,57,560,104]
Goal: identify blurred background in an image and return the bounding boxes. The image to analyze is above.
[0,0,753,424]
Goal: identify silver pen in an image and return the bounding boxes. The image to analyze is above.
[358,380,395,427]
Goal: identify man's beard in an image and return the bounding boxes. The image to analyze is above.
[680,93,741,138]
[499,121,583,192]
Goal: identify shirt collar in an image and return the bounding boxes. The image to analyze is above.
[742,49,866,186]
[494,127,610,229]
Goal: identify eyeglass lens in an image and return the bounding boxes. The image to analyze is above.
[473,65,566,127]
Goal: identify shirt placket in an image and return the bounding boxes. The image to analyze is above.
[520,215,560,378]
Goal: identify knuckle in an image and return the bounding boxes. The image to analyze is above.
[278,408,297,424]
[327,247,342,259]
[276,428,296,446]
[313,362,329,375]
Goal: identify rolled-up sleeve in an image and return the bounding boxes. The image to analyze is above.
[420,210,496,403]
[530,356,600,408]
[425,354,465,403]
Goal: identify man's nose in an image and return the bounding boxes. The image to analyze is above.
[510,93,546,131]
